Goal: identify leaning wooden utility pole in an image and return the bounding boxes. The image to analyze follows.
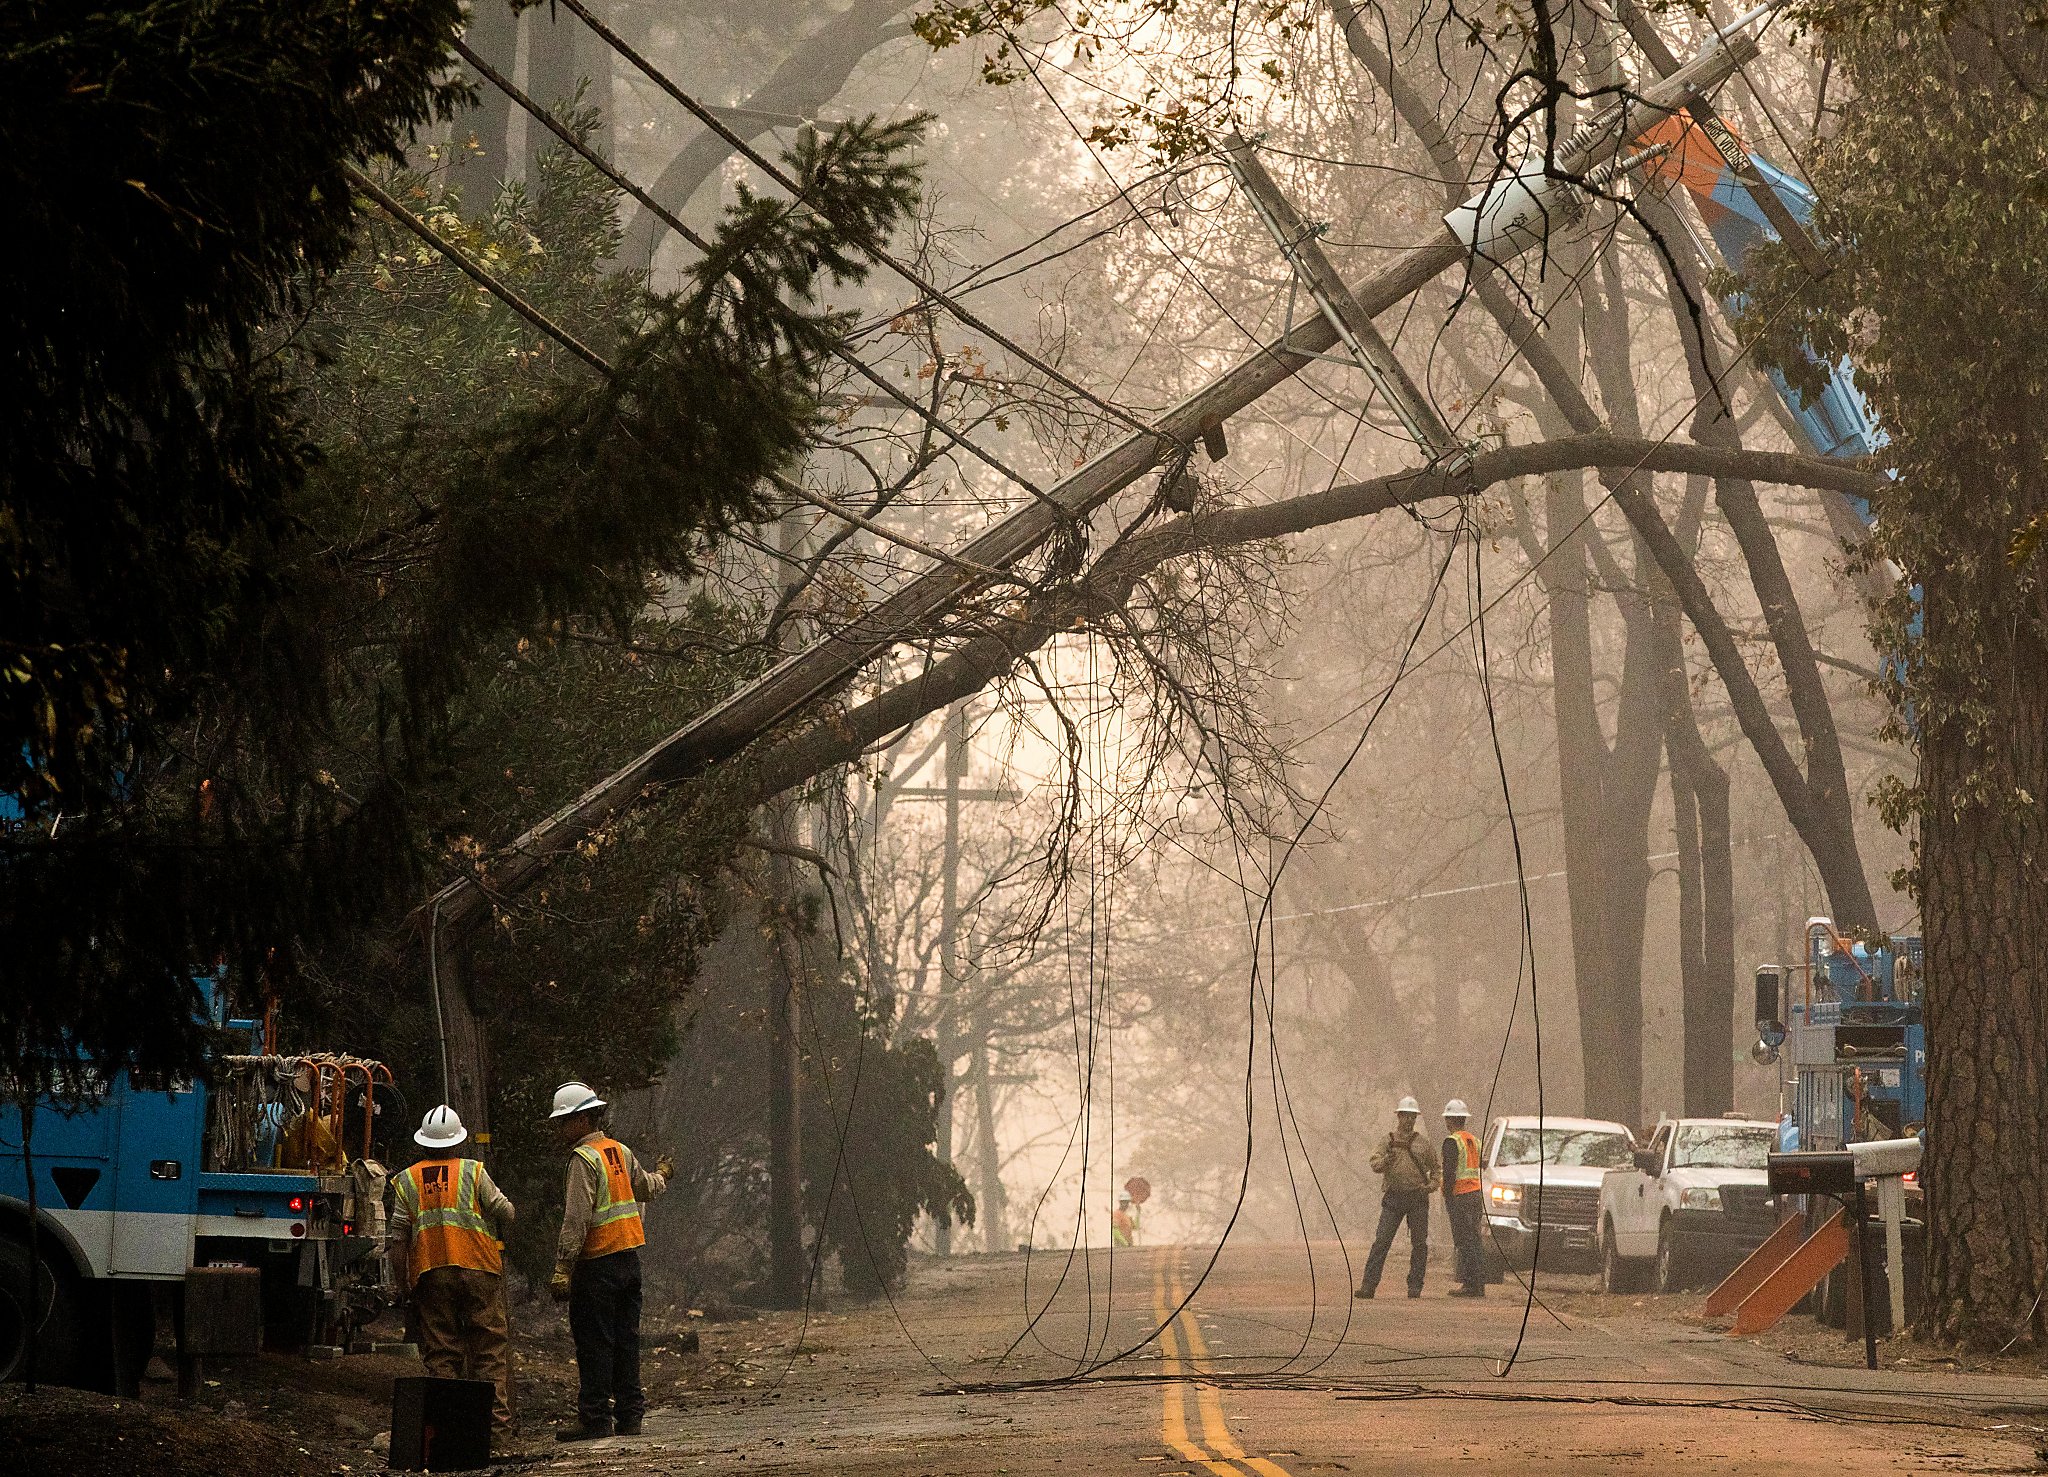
[933,701,965,1257]
[764,512,809,1308]
[764,794,807,1307]
[411,6,1776,1127]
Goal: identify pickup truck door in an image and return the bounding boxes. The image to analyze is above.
[1611,1124,1671,1255]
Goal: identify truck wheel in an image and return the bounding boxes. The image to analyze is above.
[1481,1240,1508,1286]
[1654,1219,1686,1294]
[1599,1220,1639,1294]
[0,1236,85,1386]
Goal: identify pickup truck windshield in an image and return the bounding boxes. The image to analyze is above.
[1495,1128,1634,1168]
[1670,1125,1773,1169]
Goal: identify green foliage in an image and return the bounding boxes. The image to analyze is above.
[802,959,972,1297]
[280,108,921,1162]
[2,0,467,815]
[3,3,927,1102]
[1737,1,2048,889]
[1,0,467,1091]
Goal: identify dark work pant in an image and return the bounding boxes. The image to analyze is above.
[569,1248,643,1429]
[1446,1191,1485,1288]
[1361,1189,1431,1296]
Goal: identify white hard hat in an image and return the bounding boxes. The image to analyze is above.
[1395,1095,1421,1115]
[549,1081,606,1120]
[1443,1098,1471,1119]
[415,1104,468,1149]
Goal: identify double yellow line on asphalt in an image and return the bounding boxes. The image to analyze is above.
[1150,1255,1292,1477]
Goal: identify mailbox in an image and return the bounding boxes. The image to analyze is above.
[1768,1149,1856,1195]
[1848,1136,1922,1180]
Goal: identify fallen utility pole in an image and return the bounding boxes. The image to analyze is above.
[410,12,1777,1146]
[417,11,1766,940]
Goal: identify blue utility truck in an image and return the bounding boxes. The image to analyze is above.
[0,979,395,1389]
[1755,917,1925,1151]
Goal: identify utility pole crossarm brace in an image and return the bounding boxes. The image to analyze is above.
[1223,132,1475,473]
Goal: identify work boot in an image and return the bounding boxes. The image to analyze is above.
[556,1421,614,1443]
[616,1418,643,1437]
[1354,1286,1374,1300]
[1450,1284,1485,1298]
[1407,1288,1423,1299]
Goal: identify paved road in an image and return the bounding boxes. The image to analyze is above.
[546,1242,2048,1474]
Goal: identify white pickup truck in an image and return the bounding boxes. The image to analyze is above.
[1596,1117,1780,1293]
[1479,1116,1636,1268]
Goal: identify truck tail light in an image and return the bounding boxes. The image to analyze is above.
[287,1194,306,1212]
[343,1221,355,1236]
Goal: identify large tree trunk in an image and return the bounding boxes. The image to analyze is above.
[1661,620,1736,1113]
[1920,635,2048,1345]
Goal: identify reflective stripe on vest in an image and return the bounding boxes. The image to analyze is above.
[575,1137,646,1258]
[396,1157,501,1282]
[1450,1130,1482,1194]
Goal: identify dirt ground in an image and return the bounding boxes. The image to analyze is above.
[12,1250,2048,1476]
[3,1282,815,1477]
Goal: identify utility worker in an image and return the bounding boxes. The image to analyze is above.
[1357,1095,1439,1299]
[548,1081,671,1443]
[1441,1099,1486,1298]
[1111,1194,1138,1247]
[387,1106,515,1431]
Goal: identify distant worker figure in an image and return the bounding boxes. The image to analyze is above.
[1356,1095,1440,1299]
[1440,1099,1486,1298]
[388,1106,516,1431]
[1111,1193,1139,1247]
[548,1081,671,1443]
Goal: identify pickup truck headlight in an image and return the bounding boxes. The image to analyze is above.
[1487,1183,1521,1205]
[1679,1187,1722,1212]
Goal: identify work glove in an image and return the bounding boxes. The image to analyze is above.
[549,1267,572,1303]
[654,1154,675,1180]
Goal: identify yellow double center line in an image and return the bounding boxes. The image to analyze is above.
[1150,1255,1292,1477]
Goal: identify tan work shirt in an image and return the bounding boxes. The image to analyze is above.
[1369,1127,1442,1195]
[554,1130,668,1270]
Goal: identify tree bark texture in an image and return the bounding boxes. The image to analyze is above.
[1919,557,2048,1346]
[523,2,583,185]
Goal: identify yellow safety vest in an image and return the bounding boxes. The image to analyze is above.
[1449,1130,1482,1195]
[395,1157,500,1283]
[575,1137,647,1259]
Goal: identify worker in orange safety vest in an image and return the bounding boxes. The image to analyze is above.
[1441,1099,1486,1298]
[388,1105,516,1429]
[548,1081,671,1443]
